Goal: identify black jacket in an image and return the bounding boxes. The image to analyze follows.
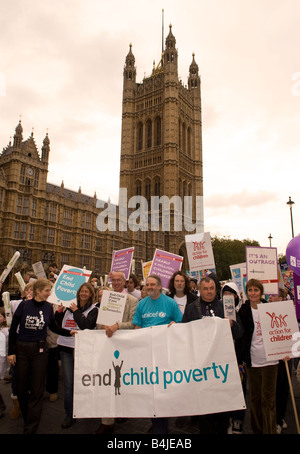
[182,295,244,341]
[235,300,255,367]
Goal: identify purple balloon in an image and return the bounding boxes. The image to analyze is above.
[286,236,300,276]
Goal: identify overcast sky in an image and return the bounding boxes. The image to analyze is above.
[0,0,299,257]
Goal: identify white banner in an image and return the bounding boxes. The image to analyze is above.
[73,318,245,418]
[258,300,300,361]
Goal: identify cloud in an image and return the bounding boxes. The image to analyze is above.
[0,0,299,256]
[205,190,278,211]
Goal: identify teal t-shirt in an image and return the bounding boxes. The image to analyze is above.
[133,293,182,328]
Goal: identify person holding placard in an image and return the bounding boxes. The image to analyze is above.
[236,278,278,434]
[269,288,291,434]
[93,271,138,434]
[221,281,246,434]
[8,282,34,420]
[7,278,74,434]
[133,274,183,434]
[57,282,98,429]
[182,275,243,434]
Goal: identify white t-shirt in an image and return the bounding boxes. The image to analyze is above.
[251,307,278,367]
[173,294,187,314]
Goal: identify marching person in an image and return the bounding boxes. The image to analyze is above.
[133,274,182,434]
[182,275,243,434]
[93,270,138,434]
[57,282,98,429]
[168,271,197,314]
[7,278,74,434]
[236,278,278,434]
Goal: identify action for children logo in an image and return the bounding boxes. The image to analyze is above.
[255,320,262,337]
[266,310,292,342]
[192,240,206,251]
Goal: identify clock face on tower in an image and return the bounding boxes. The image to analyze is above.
[27,167,34,176]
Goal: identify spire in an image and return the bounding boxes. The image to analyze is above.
[41,131,50,163]
[163,24,178,73]
[124,43,136,84]
[188,53,200,91]
[13,120,23,148]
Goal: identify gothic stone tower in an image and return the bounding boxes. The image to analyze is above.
[119,25,203,272]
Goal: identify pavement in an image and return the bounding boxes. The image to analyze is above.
[1,360,300,441]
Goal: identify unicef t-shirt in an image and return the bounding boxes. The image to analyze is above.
[133,293,183,328]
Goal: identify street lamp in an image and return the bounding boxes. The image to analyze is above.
[286,197,295,238]
[268,233,273,247]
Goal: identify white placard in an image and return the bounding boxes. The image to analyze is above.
[47,265,92,307]
[246,246,278,294]
[96,290,127,326]
[185,232,215,272]
[258,300,300,361]
[32,261,46,279]
[223,294,236,321]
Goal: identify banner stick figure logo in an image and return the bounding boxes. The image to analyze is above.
[113,350,123,396]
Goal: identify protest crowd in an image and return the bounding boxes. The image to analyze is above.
[0,255,299,436]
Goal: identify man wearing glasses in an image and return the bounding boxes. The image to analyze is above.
[93,270,138,434]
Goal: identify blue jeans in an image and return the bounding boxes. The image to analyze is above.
[60,350,74,420]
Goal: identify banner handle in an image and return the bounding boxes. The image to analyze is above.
[285,358,300,434]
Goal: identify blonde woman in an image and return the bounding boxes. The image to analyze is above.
[7,278,73,434]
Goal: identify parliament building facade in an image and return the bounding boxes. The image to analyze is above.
[0,25,203,291]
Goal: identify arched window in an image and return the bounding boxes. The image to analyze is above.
[136,180,142,196]
[146,120,152,148]
[137,122,143,151]
[154,177,161,196]
[182,123,186,152]
[155,117,161,146]
[187,127,192,156]
[145,179,151,202]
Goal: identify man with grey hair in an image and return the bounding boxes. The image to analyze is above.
[132,274,182,434]
[99,271,138,337]
[93,270,138,434]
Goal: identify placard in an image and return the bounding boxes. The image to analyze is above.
[96,290,127,326]
[141,260,152,282]
[258,300,299,361]
[246,246,278,294]
[47,265,92,307]
[230,262,246,294]
[149,249,183,290]
[32,261,46,279]
[185,232,215,272]
[0,251,20,285]
[110,247,134,281]
[223,294,236,321]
